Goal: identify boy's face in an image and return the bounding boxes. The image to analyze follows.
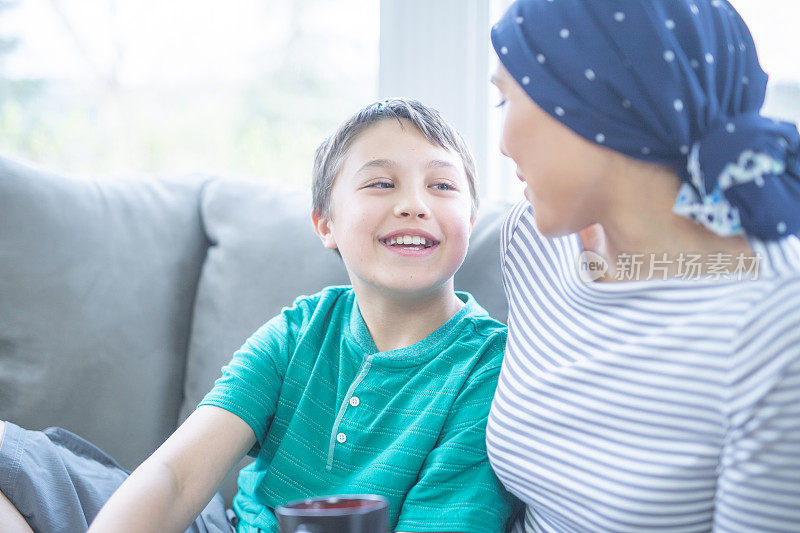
[313,119,475,300]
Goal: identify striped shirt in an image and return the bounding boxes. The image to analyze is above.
[486,200,800,532]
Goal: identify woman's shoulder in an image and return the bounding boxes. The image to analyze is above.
[748,234,800,278]
[501,199,533,237]
[739,273,800,326]
[729,271,800,375]
[500,200,529,258]
[734,234,800,323]
[501,199,575,260]
[500,200,583,298]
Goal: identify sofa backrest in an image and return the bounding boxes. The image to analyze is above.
[0,155,209,469]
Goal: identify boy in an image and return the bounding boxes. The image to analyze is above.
[0,98,515,532]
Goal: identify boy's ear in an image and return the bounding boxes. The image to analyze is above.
[312,212,338,250]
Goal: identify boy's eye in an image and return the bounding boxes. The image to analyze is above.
[495,98,507,109]
[369,181,393,189]
[431,182,455,191]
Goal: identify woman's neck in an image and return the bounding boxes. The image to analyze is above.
[580,161,757,282]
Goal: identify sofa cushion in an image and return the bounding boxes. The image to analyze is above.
[179,178,351,425]
[455,201,511,323]
[0,155,209,470]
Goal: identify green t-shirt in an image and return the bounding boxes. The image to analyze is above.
[199,285,516,532]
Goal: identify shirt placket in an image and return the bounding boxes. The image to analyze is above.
[326,352,373,471]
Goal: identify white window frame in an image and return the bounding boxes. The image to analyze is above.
[379,0,517,202]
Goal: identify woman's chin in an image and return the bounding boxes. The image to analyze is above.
[532,208,573,238]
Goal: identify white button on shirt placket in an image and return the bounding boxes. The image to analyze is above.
[326,355,374,471]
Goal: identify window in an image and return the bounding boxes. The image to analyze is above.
[0,0,379,187]
[731,0,800,122]
[1,0,796,197]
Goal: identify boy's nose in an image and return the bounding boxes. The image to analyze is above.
[395,198,430,219]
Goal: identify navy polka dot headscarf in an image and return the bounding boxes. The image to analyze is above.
[492,0,800,240]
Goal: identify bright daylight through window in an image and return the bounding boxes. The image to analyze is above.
[0,0,379,187]
[0,1,796,196]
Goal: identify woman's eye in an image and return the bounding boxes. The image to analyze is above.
[370,181,393,189]
[431,182,454,191]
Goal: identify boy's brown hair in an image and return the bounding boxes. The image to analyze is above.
[312,97,479,220]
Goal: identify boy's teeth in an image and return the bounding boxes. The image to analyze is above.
[385,235,431,247]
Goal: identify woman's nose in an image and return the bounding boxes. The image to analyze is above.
[499,140,510,158]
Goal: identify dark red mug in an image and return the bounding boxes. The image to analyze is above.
[276,494,389,533]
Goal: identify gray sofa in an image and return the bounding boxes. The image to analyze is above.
[0,154,510,505]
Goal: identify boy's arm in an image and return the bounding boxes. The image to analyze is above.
[88,405,255,533]
[394,355,518,533]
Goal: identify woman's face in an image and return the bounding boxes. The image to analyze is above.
[491,62,614,237]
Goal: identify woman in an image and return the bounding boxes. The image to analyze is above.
[486,1,800,532]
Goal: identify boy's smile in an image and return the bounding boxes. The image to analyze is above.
[313,118,474,299]
[379,229,439,256]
